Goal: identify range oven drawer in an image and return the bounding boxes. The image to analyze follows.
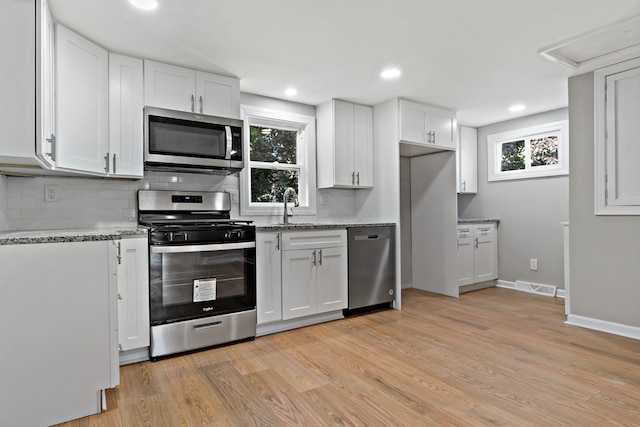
[150,309,256,358]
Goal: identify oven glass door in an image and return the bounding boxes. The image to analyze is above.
[149,242,256,324]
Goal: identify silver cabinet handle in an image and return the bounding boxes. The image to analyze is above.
[276,233,280,250]
[318,249,323,265]
[351,171,355,185]
[191,94,195,112]
[199,95,203,114]
[312,249,317,266]
[104,153,110,173]
[116,241,122,264]
[356,172,360,185]
[432,131,436,143]
[46,134,56,161]
[117,293,123,300]
[112,153,116,174]
[462,181,466,192]
[474,237,478,249]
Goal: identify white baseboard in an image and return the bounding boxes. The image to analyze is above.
[556,289,566,299]
[566,314,640,340]
[119,347,150,365]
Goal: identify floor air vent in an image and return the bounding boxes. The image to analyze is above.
[514,280,557,297]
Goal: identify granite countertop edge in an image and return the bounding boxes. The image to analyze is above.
[256,222,396,231]
[0,227,148,245]
[457,218,500,224]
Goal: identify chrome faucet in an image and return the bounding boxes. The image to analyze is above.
[283,187,299,224]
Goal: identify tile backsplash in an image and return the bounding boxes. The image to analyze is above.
[0,171,234,231]
[0,171,358,231]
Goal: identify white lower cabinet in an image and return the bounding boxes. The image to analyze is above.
[457,223,498,287]
[281,229,348,320]
[256,231,282,324]
[0,240,118,426]
[115,236,150,354]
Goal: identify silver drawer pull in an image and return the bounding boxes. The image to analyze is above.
[194,321,222,330]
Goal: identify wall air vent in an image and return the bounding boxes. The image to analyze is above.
[538,15,640,72]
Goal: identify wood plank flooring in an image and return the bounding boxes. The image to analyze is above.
[55,288,640,426]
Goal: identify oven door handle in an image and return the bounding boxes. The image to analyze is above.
[150,242,256,253]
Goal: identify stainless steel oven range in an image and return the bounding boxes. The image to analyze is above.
[138,190,256,359]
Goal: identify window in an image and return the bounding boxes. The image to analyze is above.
[487,121,568,181]
[240,105,316,216]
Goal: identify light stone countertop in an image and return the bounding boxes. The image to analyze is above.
[457,218,500,225]
[256,222,396,231]
[0,227,148,245]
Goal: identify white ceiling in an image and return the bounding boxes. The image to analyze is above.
[48,0,640,127]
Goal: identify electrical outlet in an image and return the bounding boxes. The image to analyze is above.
[530,258,538,271]
[44,185,57,202]
[228,189,239,203]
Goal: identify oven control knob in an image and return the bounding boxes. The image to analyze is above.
[238,230,245,239]
[166,231,174,242]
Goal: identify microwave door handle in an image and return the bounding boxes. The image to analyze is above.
[225,126,232,160]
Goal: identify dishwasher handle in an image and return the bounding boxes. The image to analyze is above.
[354,234,384,241]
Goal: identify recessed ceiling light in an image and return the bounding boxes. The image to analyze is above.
[381,68,401,79]
[509,104,526,112]
[128,0,158,11]
[285,88,297,96]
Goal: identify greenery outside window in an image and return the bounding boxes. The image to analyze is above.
[487,121,568,181]
[240,105,316,216]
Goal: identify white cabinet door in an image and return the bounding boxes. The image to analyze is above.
[457,223,498,287]
[0,241,116,426]
[431,107,457,149]
[282,249,316,320]
[399,99,457,153]
[317,100,373,188]
[116,237,150,352]
[400,99,430,144]
[474,224,498,282]
[256,231,282,324]
[332,99,355,186]
[0,0,54,168]
[38,0,55,167]
[196,70,241,119]
[315,246,348,313]
[109,54,144,178]
[55,23,109,174]
[144,60,241,118]
[144,60,196,112]
[456,226,474,286]
[457,126,478,194]
[353,103,374,187]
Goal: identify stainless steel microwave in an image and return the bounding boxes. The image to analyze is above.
[144,107,244,175]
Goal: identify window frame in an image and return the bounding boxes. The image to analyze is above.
[487,120,569,182]
[239,104,316,217]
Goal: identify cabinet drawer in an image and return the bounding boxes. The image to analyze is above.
[282,229,347,251]
[457,226,473,238]
[473,223,496,237]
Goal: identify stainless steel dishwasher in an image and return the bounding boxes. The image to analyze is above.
[347,225,396,313]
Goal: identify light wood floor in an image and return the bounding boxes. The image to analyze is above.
[56,288,639,426]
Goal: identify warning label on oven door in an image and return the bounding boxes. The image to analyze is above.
[193,278,217,302]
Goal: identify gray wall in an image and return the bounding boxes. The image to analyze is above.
[458,108,569,289]
[568,73,640,328]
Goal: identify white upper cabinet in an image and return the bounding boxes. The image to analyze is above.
[399,99,457,157]
[594,58,640,215]
[109,53,144,178]
[317,99,374,188]
[55,23,109,174]
[144,60,240,119]
[0,0,55,169]
[457,126,477,194]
